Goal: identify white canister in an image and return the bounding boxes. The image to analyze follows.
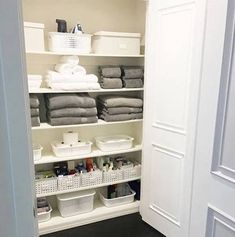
[63,131,78,145]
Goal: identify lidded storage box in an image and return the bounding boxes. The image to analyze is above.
[24,22,45,51]
[92,31,141,55]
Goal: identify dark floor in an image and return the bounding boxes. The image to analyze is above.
[42,213,165,237]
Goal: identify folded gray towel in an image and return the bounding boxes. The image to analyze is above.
[30,95,40,108]
[99,66,121,78]
[48,107,97,118]
[100,77,123,89]
[97,95,143,108]
[30,108,40,117]
[99,106,143,115]
[31,116,40,127]
[45,93,96,110]
[122,66,144,79]
[122,78,143,88]
[49,116,98,126]
[99,112,143,122]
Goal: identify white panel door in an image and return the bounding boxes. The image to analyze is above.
[141,0,207,236]
[190,1,235,236]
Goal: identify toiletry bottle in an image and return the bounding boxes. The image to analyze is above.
[56,19,67,33]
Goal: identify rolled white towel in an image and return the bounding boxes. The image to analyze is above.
[84,74,98,83]
[60,56,79,66]
[71,65,86,75]
[54,63,74,74]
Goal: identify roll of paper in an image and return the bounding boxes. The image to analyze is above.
[63,131,78,145]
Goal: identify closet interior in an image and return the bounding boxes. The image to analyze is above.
[22,0,146,235]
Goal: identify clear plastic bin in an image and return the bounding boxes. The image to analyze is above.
[33,144,43,161]
[37,204,52,223]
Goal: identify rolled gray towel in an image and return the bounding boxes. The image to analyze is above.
[99,112,143,122]
[122,78,143,88]
[30,95,40,108]
[99,66,121,78]
[30,108,40,117]
[45,93,96,110]
[100,77,123,89]
[97,95,143,108]
[48,116,98,126]
[48,107,97,118]
[122,66,144,79]
[31,116,40,127]
[98,106,143,115]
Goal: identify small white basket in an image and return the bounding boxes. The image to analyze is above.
[33,144,43,161]
[49,32,92,53]
[122,165,141,180]
[37,204,52,223]
[103,169,123,183]
[57,174,80,191]
[81,170,102,187]
[35,178,57,195]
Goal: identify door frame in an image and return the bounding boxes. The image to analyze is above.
[0,0,38,236]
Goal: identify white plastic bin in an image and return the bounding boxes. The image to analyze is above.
[92,31,141,55]
[57,174,80,191]
[24,22,45,51]
[49,32,92,53]
[35,177,58,195]
[37,205,52,223]
[103,170,123,183]
[51,141,92,157]
[95,135,134,152]
[33,144,43,161]
[81,170,103,187]
[57,190,96,217]
[122,165,141,180]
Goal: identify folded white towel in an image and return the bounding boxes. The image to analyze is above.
[60,56,79,66]
[54,63,74,74]
[85,74,99,82]
[72,65,86,75]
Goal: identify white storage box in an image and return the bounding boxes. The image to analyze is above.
[49,32,92,53]
[99,186,136,207]
[122,165,141,180]
[37,204,52,223]
[103,169,123,183]
[35,177,57,195]
[58,174,80,191]
[51,141,92,157]
[92,31,141,55]
[95,135,134,152]
[24,22,45,51]
[81,170,102,187]
[57,190,96,217]
[28,75,42,90]
[33,144,43,161]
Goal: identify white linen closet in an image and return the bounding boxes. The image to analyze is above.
[21,0,207,237]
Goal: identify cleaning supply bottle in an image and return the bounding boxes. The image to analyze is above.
[56,19,67,33]
[71,23,83,34]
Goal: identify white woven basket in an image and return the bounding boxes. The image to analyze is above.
[81,170,102,187]
[35,178,57,195]
[103,169,123,183]
[122,165,141,180]
[57,175,80,191]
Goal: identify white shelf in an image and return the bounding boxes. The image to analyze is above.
[39,200,140,235]
[32,119,143,130]
[36,176,141,198]
[26,50,145,58]
[29,87,144,94]
[35,144,142,165]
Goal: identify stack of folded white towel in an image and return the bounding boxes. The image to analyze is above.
[28,75,42,91]
[46,56,101,91]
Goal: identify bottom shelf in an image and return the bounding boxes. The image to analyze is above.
[39,200,140,235]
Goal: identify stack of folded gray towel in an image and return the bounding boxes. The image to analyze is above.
[97,95,143,122]
[30,94,40,127]
[121,66,144,88]
[98,66,122,89]
[45,93,98,126]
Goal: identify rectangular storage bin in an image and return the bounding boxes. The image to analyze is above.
[103,169,123,183]
[81,170,102,187]
[95,135,134,152]
[57,190,96,217]
[35,177,57,195]
[51,141,92,157]
[37,204,52,223]
[57,174,80,191]
[92,31,141,55]
[24,22,45,51]
[49,32,92,53]
[33,144,43,161]
[122,165,141,180]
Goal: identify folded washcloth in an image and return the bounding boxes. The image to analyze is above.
[30,95,40,108]
[122,66,144,79]
[99,112,143,122]
[100,77,123,89]
[45,93,96,110]
[31,116,40,127]
[97,95,143,108]
[48,107,97,118]
[48,116,98,126]
[98,106,142,115]
[99,66,121,78]
[60,56,79,66]
[122,78,143,88]
[30,108,40,117]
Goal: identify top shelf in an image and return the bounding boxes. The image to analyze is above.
[26,50,145,58]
